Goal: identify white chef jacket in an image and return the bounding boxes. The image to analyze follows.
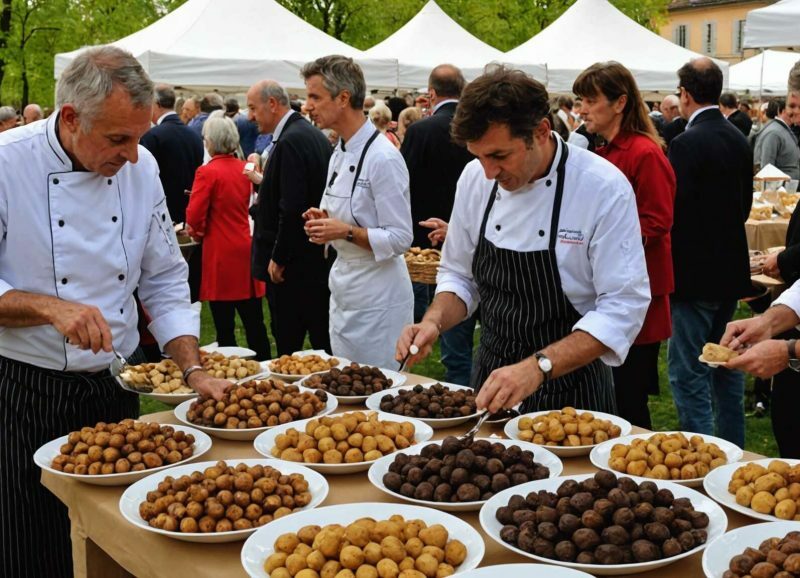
[436,135,651,366]
[772,280,800,322]
[0,113,199,372]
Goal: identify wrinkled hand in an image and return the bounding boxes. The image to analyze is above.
[243,165,263,185]
[185,223,203,242]
[395,320,440,369]
[305,217,348,244]
[419,218,448,247]
[762,252,782,279]
[49,299,113,354]
[187,371,229,401]
[476,357,542,414]
[268,260,285,284]
[721,315,773,351]
[302,207,328,221]
[725,339,789,378]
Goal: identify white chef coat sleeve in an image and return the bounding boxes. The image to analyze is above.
[771,280,800,323]
[572,178,651,366]
[137,173,199,349]
[365,150,413,262]
[0,184,11,298]
[435,166,481,318]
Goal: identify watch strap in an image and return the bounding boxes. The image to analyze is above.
[346,226,354,242]
[788,339,798,361]
[534,352,552,383]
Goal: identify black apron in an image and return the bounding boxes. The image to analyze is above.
[469,144,616,414]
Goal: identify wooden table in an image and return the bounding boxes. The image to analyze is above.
[745,217,789,252]
[41,394,764,578]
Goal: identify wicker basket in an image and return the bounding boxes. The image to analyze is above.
[406,260,439,284]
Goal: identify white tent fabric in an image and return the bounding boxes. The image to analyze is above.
[363,0,547,87]
[744,0,800,49]
[729,50,800,95]
[54,0,399,90]
[504,0,729,93]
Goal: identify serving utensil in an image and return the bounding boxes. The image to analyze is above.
[398,344,419,372]
[457,410,490,445]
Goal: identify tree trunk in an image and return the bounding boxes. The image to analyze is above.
[0,0,12,95]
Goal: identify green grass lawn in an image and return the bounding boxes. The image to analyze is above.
[141,300,779,457]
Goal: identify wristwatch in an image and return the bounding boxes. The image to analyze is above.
[182,365,205,385]
[534,352,553,384]
[788,339,800,372]
[346,226,355,242]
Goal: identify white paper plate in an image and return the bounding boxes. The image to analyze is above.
[590,431,743,488]
[702,520,800,577]
[253,411,434,474]
[200,345,256,359]
[34,424,212,486]
[298,367,407,405]
[265,351,350,383]
[479,473,728,576]
[504,410,632,457]
[698,354,727,368]
[119,459,328,543]
[173,383,338,441]
[458,564,594,578]
[703,458,800,522]
[367,437,563,511]
[365,382,480,429]
[241,502,485,578]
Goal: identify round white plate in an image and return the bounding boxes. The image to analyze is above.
[365,382,480,429]
[200,345,256,359]
[253,411,434,474]
[479,473,728,576]
[702,520,800,577]
[698,354,727,368]
[119,459,328,543]
[33,424,212,486]
[298,367,407,405]
[241,502,485,578]
[173,383,338,441]
[367,437,563,511]
[458,564,594,578]
[589,431,743,488]
[504,410,632,457]
[265,352,351,383]
[703,458,800,522]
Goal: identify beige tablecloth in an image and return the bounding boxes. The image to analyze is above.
[41,385,764,578]
[746,217,789,251]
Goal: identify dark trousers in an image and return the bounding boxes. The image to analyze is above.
[771,368,800,458]
[265,277,331,356]
[208,298,271,360]
[0,355,140,578]
[612,341,661,430]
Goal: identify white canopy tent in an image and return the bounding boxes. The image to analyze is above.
[54,0,399,90]
[744,0,800,49]
[729,50,800,95]
[363,0,547,88]
[504,0,728,93]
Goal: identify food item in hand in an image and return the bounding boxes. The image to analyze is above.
[727,461,800,519]
[383,436,550,503]
[515,406,623,447]
[404,247,441,264]
[269,354,339,376]
[702,343,738,363]
[496,471,710,565]
[303,363,394,397]
[607,432,728,481]
[271,411,416,464]
[137,461,312,533]
[185,379,327,429]
[378,383,477,419]
[724,531,800,576]
[49,419,195,475]
[263,516,466,577]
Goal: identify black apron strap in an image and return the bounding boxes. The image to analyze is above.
[478,182,500,239]
[349,129,381,227]
[549,141,570,249]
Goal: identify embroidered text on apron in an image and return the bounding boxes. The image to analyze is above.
[469,144,616,414]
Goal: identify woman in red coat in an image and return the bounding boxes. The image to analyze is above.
[186,116,270,359]
[573,62,676,429]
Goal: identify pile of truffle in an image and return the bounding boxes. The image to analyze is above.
[496,470,710,565]
[378,383,477,419]
[724,530,800,577]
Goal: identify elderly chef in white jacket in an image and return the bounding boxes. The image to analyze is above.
[0,46,230,578]
[301,55,414,369]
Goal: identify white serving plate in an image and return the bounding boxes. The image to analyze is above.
[253,411,434,474]
[702,520,800,577]
[119,459,328,543]
[479,473,728,576]
[458,564,594,578]
[265,350,350,383]
[367,437,563,511]
[504,409,632,457]
[200,345,257,359]
[298,367,407,405]
[173,382,338,441]
[365,382,480,429]
[241,502,485,578]
[590,431,743,488]
[703,458,800,522]
[33,424,212,486]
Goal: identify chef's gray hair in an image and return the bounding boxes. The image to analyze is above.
[202,116,240,156]
[56,45,154,131]
[301,55,365,109]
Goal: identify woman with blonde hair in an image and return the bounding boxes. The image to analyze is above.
[397,106,422,143]
[369,102,401,148]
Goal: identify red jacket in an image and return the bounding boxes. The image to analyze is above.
[186,155,265,302]
[597,132,676,344]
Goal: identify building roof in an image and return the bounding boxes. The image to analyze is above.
[669,0,773,10]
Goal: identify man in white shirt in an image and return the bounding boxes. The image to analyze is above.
[396,67,650,415]
[0,46,228,578]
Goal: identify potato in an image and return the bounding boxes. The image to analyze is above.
[377,558,400,578]
[419,525,448,549]
[754,472,787,494]
[444,540,466,566]
[339,545,365,570]
[415,553,439,578]
[752,491,778,514]
[775,499,797,520]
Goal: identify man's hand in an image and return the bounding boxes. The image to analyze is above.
[721,315,773,351]
[476,357,542,414]
[49,300,113,354]
[302,207,328,221]
[268,260,285,284]
[185,223,203,242]
[186,371,229,401]
[395,320,440,369]
[305,217,348,244]
[762,252,782,279]
[419,218,448,247]
[725,339,789,378]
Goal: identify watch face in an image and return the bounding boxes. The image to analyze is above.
[539,357,553,372]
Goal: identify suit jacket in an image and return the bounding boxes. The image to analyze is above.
[753,119,800,180]
[668,108,753,301]
[779,208,800,286]
[662,117,687,147]
[233,114,259,158]
[727,109,753,138]
[401,102,474,248]
[251,112,332,284]
[139,113,204,223]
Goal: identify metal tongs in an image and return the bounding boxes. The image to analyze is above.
[109,348,153,393]
[458,410,491,445]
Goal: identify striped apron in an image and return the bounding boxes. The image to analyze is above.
[469,145,616,414]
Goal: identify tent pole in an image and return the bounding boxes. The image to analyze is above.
[758,48,765,116]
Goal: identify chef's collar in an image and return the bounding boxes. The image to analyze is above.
[46,111,71,169]
[532,132,564,186]
[340,118,376,153]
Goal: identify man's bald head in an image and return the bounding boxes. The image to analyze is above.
[790,60,800,95]
[250,80,290,107]
[678,56,723,106]
[246,79,290,135]
[429,64,466,102]
[660,94,680,122]
[23,104,43,124]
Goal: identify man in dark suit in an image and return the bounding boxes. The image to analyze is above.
[720,91,753,138]
[247,80,332,355]
[225,97,259,158]
[401,64,476,385]
[667,57,753,448]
